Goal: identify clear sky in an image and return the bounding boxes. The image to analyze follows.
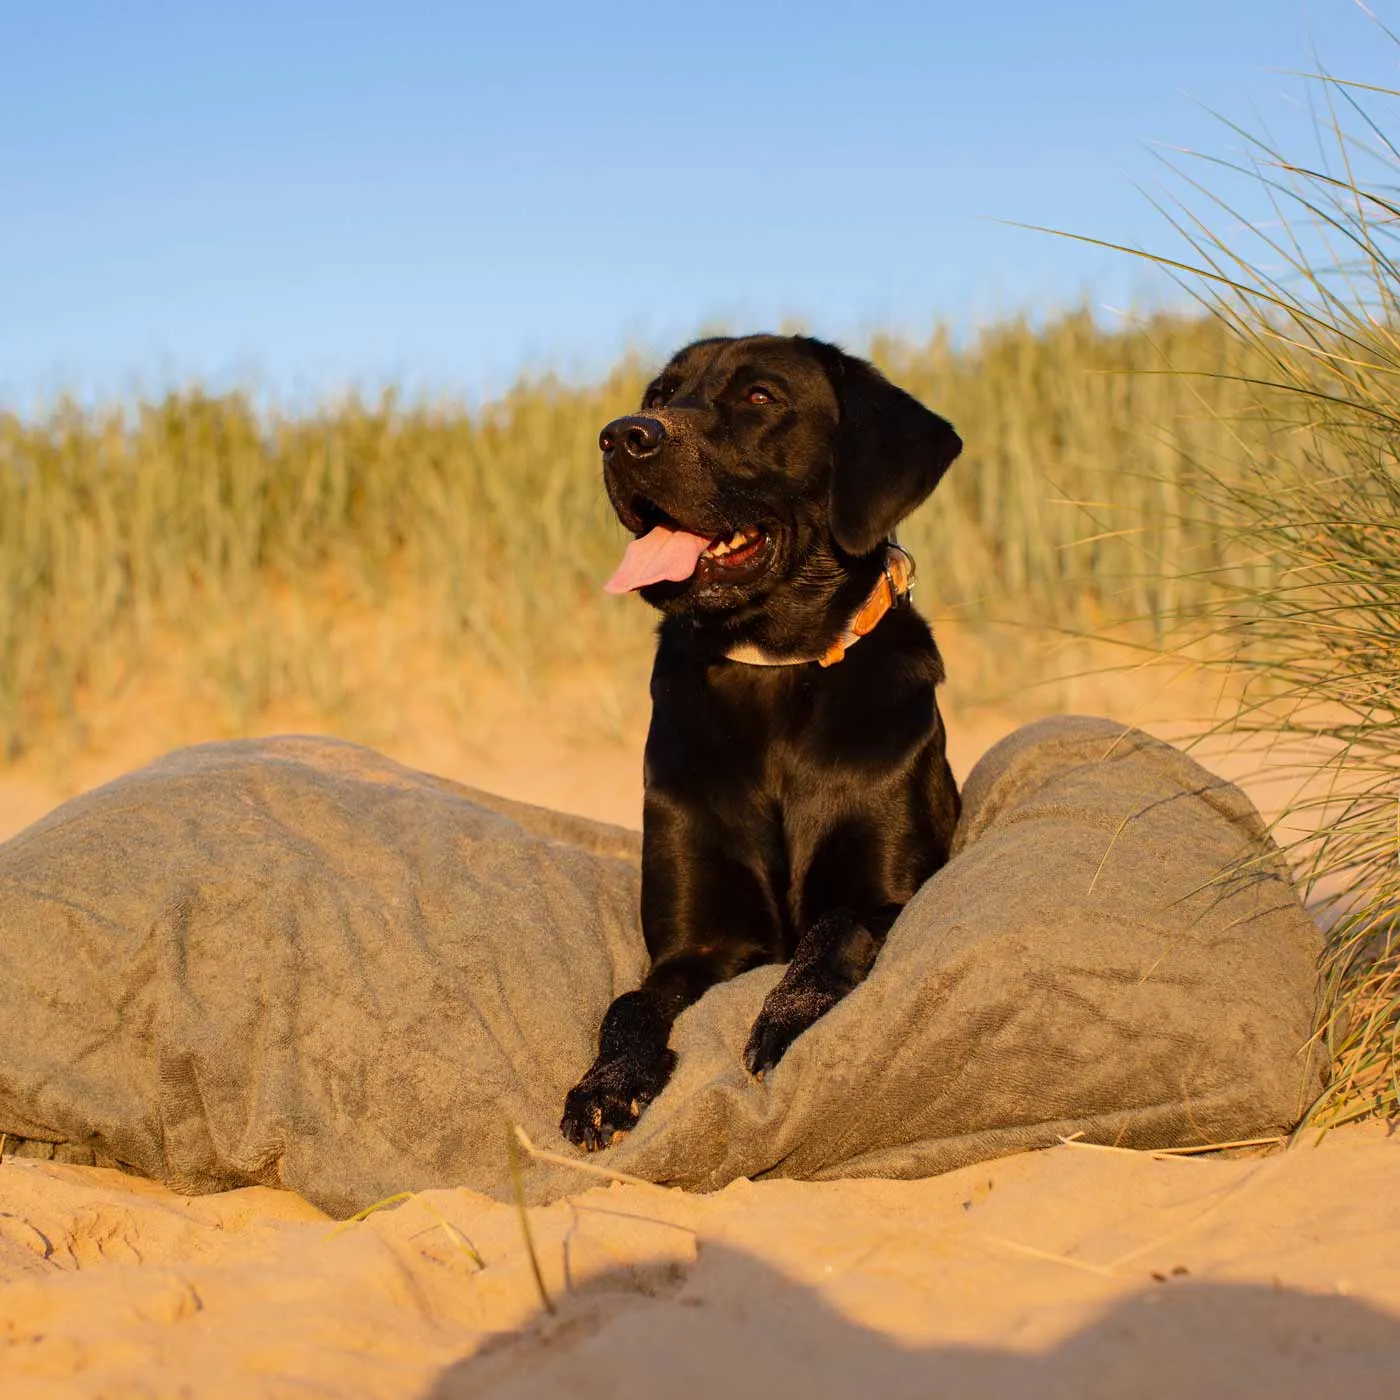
[1,1,1393,404]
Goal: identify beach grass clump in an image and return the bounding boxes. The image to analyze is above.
[1112,57,1400,1128]
[0,311,1289,760]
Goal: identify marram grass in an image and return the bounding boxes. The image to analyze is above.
[1088,53,1400,1131]
[0,309,1288,761]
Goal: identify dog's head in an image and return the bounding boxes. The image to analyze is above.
[599,334,961,626]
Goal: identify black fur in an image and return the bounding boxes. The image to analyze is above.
[561,334,962,1151]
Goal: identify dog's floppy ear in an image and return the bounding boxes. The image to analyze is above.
[812,341,962,557]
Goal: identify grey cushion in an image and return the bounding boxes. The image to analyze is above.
[0,718,1324,1217]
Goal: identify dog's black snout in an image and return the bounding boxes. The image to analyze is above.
[600,415,665,460]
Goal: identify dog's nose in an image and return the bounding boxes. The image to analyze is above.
[599,415,665,461]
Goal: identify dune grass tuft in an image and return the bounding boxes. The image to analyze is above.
[0,312,1291,761]
[1078,51,1400,1129]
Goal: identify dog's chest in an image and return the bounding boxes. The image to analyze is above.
[703,664,849,767]
[643,652,948,936]
[653,659,936,818]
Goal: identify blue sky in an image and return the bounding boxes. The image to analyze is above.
[0,1,1393,404]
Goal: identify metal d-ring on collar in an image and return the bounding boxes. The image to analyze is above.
[885,532,914,609]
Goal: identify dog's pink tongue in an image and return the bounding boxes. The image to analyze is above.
[604,525,711,594]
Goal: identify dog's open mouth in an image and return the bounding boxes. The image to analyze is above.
[702,526,765,567]
[605,523,769,595]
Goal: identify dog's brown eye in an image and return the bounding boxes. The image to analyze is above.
[746,387,774,405]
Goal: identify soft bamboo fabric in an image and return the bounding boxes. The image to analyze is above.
[0,718,1324,1217]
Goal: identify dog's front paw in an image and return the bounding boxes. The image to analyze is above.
[743,982,837,1079]
[560,1047,677,1152]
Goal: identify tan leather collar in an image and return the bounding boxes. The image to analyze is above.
[724,544,915,668]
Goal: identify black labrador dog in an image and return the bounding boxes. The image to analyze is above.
[560,333,962,1151]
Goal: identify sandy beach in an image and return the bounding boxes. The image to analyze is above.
[2,658,1395,1398]
[3,1119,1397,1398]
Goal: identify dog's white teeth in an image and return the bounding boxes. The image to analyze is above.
[704,527,759,562]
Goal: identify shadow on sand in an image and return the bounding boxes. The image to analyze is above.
[425,1240,1400,1399]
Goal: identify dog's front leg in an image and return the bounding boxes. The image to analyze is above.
[562,765,780,1150]
[742,906,898,1078]
[561,945,761,1151]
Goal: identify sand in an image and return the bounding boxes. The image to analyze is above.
[2,653,1396,1396]
[3,1124,1398,1397]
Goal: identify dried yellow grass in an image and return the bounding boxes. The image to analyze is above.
[0,311,1287,761]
